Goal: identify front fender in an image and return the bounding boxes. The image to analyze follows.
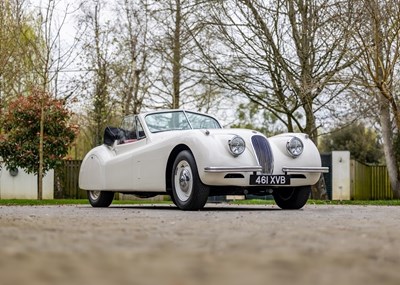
[79,145,114,190]
[269,133,323,185]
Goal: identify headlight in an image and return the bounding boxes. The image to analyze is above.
[286,137,303,158]
[228,136,246,157]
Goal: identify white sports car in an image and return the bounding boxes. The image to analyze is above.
[79,110,328,210]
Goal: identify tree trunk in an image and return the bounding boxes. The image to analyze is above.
[379,96,400,199]
[38,103,44,200]
[303,96,318,145]
[172,0,181,109]
[368,0,400,199]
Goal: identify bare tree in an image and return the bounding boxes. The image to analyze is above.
[351,0,400,198]
[147,0,186,108]
[0,0,38,102]
[147,0,223,111]
[112,0,151,115]
[0,0,19,104]
[196,0,358,143]
[78,0,118,147]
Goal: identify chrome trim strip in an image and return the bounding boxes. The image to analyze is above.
[282,166,329,173]
[204,166,263,173]
[182,110,193,130]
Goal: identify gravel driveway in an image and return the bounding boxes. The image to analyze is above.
[1,203,399,285]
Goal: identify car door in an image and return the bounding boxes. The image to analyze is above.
[105,116,148,190]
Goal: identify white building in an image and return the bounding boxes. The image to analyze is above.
[0,164,54,199]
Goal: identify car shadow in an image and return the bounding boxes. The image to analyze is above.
[106,203,284,211]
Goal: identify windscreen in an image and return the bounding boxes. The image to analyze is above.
[145,111,221,133]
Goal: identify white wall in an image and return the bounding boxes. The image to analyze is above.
[0,165,54,199]
[331,151,351,200]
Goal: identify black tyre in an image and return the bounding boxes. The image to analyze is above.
[273,186,311,210]
[169,193,178,206]
[88,190,114,207]
[171,150,210,210]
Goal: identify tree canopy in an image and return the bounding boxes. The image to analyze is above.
[0,88,77,178]
[319,123,383,164]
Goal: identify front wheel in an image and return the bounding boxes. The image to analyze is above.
[88,190,114,207]
[273,186,310,210]
[172,150,209,210]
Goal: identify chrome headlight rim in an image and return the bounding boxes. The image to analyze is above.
[286,137,304,158]
[228,135,246,157]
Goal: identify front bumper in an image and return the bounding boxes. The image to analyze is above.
[202,165,328,187]
[204,166,329,174]
[204,166,262,173]
[282,166,329,173]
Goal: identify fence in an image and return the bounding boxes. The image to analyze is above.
[350,160,392,200]
[54,160,87,199]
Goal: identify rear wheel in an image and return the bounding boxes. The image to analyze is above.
[88,190,114,207]
[273,186,310,210]
[172,150,209,210]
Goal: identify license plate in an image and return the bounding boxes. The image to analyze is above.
[250,175,290,185]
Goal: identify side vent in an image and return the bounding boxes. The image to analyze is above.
[251,135,274,174]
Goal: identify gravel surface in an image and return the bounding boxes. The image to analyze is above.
[0,203,399,285]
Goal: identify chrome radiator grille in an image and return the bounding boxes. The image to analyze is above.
[251,135,274,174]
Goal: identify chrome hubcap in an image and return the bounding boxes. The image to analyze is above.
[89,190,101,201]
[174,160,193,202]
[179,169,191,191]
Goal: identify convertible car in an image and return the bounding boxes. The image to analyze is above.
[79,110,328,210]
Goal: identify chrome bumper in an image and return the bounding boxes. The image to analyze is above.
[204,166,329,173]
[204,166,262,173]
[282,166,329,173]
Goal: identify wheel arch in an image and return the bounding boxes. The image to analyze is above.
[165,144,193,193]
